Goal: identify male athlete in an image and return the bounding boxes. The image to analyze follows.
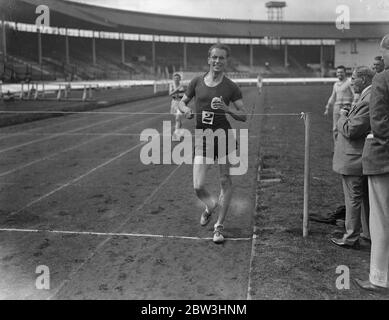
[169,72,186,139]
[178,44,248,244]
[324,65,354,140]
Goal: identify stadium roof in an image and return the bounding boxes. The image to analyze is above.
[3,0,389,39]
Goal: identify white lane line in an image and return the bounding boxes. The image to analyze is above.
[0,116,94,141]
[0,96,168,141]
[0,114,166,177]
[246,139,262,301]
[246,228,259,300]
[9,142,145,216]
[47,164,182,300]
[0,99,170,153]
[0,228,251,241]
[0,115,125,154]
[0,133,262,138]
[0,111,302,116]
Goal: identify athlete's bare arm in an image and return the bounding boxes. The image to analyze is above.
[212,98,247,122]
[169,85,182,96]
[178,94,194,119]
[324,84,336,116]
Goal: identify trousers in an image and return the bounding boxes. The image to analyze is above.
[368,173,389,288]
[341,175,369,244]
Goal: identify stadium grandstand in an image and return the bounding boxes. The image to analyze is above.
[0,0,388,83]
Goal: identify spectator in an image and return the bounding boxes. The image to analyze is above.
[373,56,385,74]
[324,65,355,140]
[169,72,186,139]
[257,73,263,95]
[355,34,389,292]
[330,66,375,249]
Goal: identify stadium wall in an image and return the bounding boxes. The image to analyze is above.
[335,39,382,69]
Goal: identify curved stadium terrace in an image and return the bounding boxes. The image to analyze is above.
[1,0,389,81]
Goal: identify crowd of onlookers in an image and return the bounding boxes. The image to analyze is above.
[323,34,389,293]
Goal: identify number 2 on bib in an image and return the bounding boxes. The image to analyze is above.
[202,111,214,125]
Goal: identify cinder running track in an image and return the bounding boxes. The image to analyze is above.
[0,88,262,299]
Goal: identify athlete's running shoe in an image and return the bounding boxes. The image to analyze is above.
[200,203,217,226]
[213,224,224,244]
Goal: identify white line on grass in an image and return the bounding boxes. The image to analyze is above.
[9,142,145,216]
[246,227,259,300]
[246,102,262,300]
[0,228,251,242]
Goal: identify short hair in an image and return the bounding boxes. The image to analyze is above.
[353,66,375,83]
[172,72,181,79]
[374,56,384,62]
[380,34,389,50]
[208,43,231,58]
[336,65,346,71]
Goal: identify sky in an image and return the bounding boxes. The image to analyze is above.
[68,0,389,21]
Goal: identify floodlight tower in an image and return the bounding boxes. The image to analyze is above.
[265,1,287,21]
[265,2,287,64]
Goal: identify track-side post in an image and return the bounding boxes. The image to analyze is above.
[303,112,311,237]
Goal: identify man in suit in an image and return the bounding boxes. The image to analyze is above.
[355,34,389,292]
[331,66,375,249]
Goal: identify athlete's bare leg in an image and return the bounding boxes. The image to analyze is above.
[193,157,217,212]
[215,163,232,227]
[175,113,182,133]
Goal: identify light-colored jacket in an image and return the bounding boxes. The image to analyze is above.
[333,87,371,175]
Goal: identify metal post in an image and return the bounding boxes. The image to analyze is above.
[183,42,187,70]
[320,43,324,77]
[1,17,7,63]
[121,36,125,64]
[38,28,42,65]
[152,36,156,75]
[284,41,288,68]
[65,29,70,64]
[303,112,311,237]
[92,36,96,65]
[250,43,254,69]
[20,82,24,100]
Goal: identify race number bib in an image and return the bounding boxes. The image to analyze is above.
[202,111,215,125]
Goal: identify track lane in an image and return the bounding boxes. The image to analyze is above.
[0,87,260,299]
[0,96,171,153]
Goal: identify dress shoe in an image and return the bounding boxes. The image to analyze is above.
[360,236,371,244]
[330,237,360,249]
[330,229,345,237]
[354,279,389,293]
